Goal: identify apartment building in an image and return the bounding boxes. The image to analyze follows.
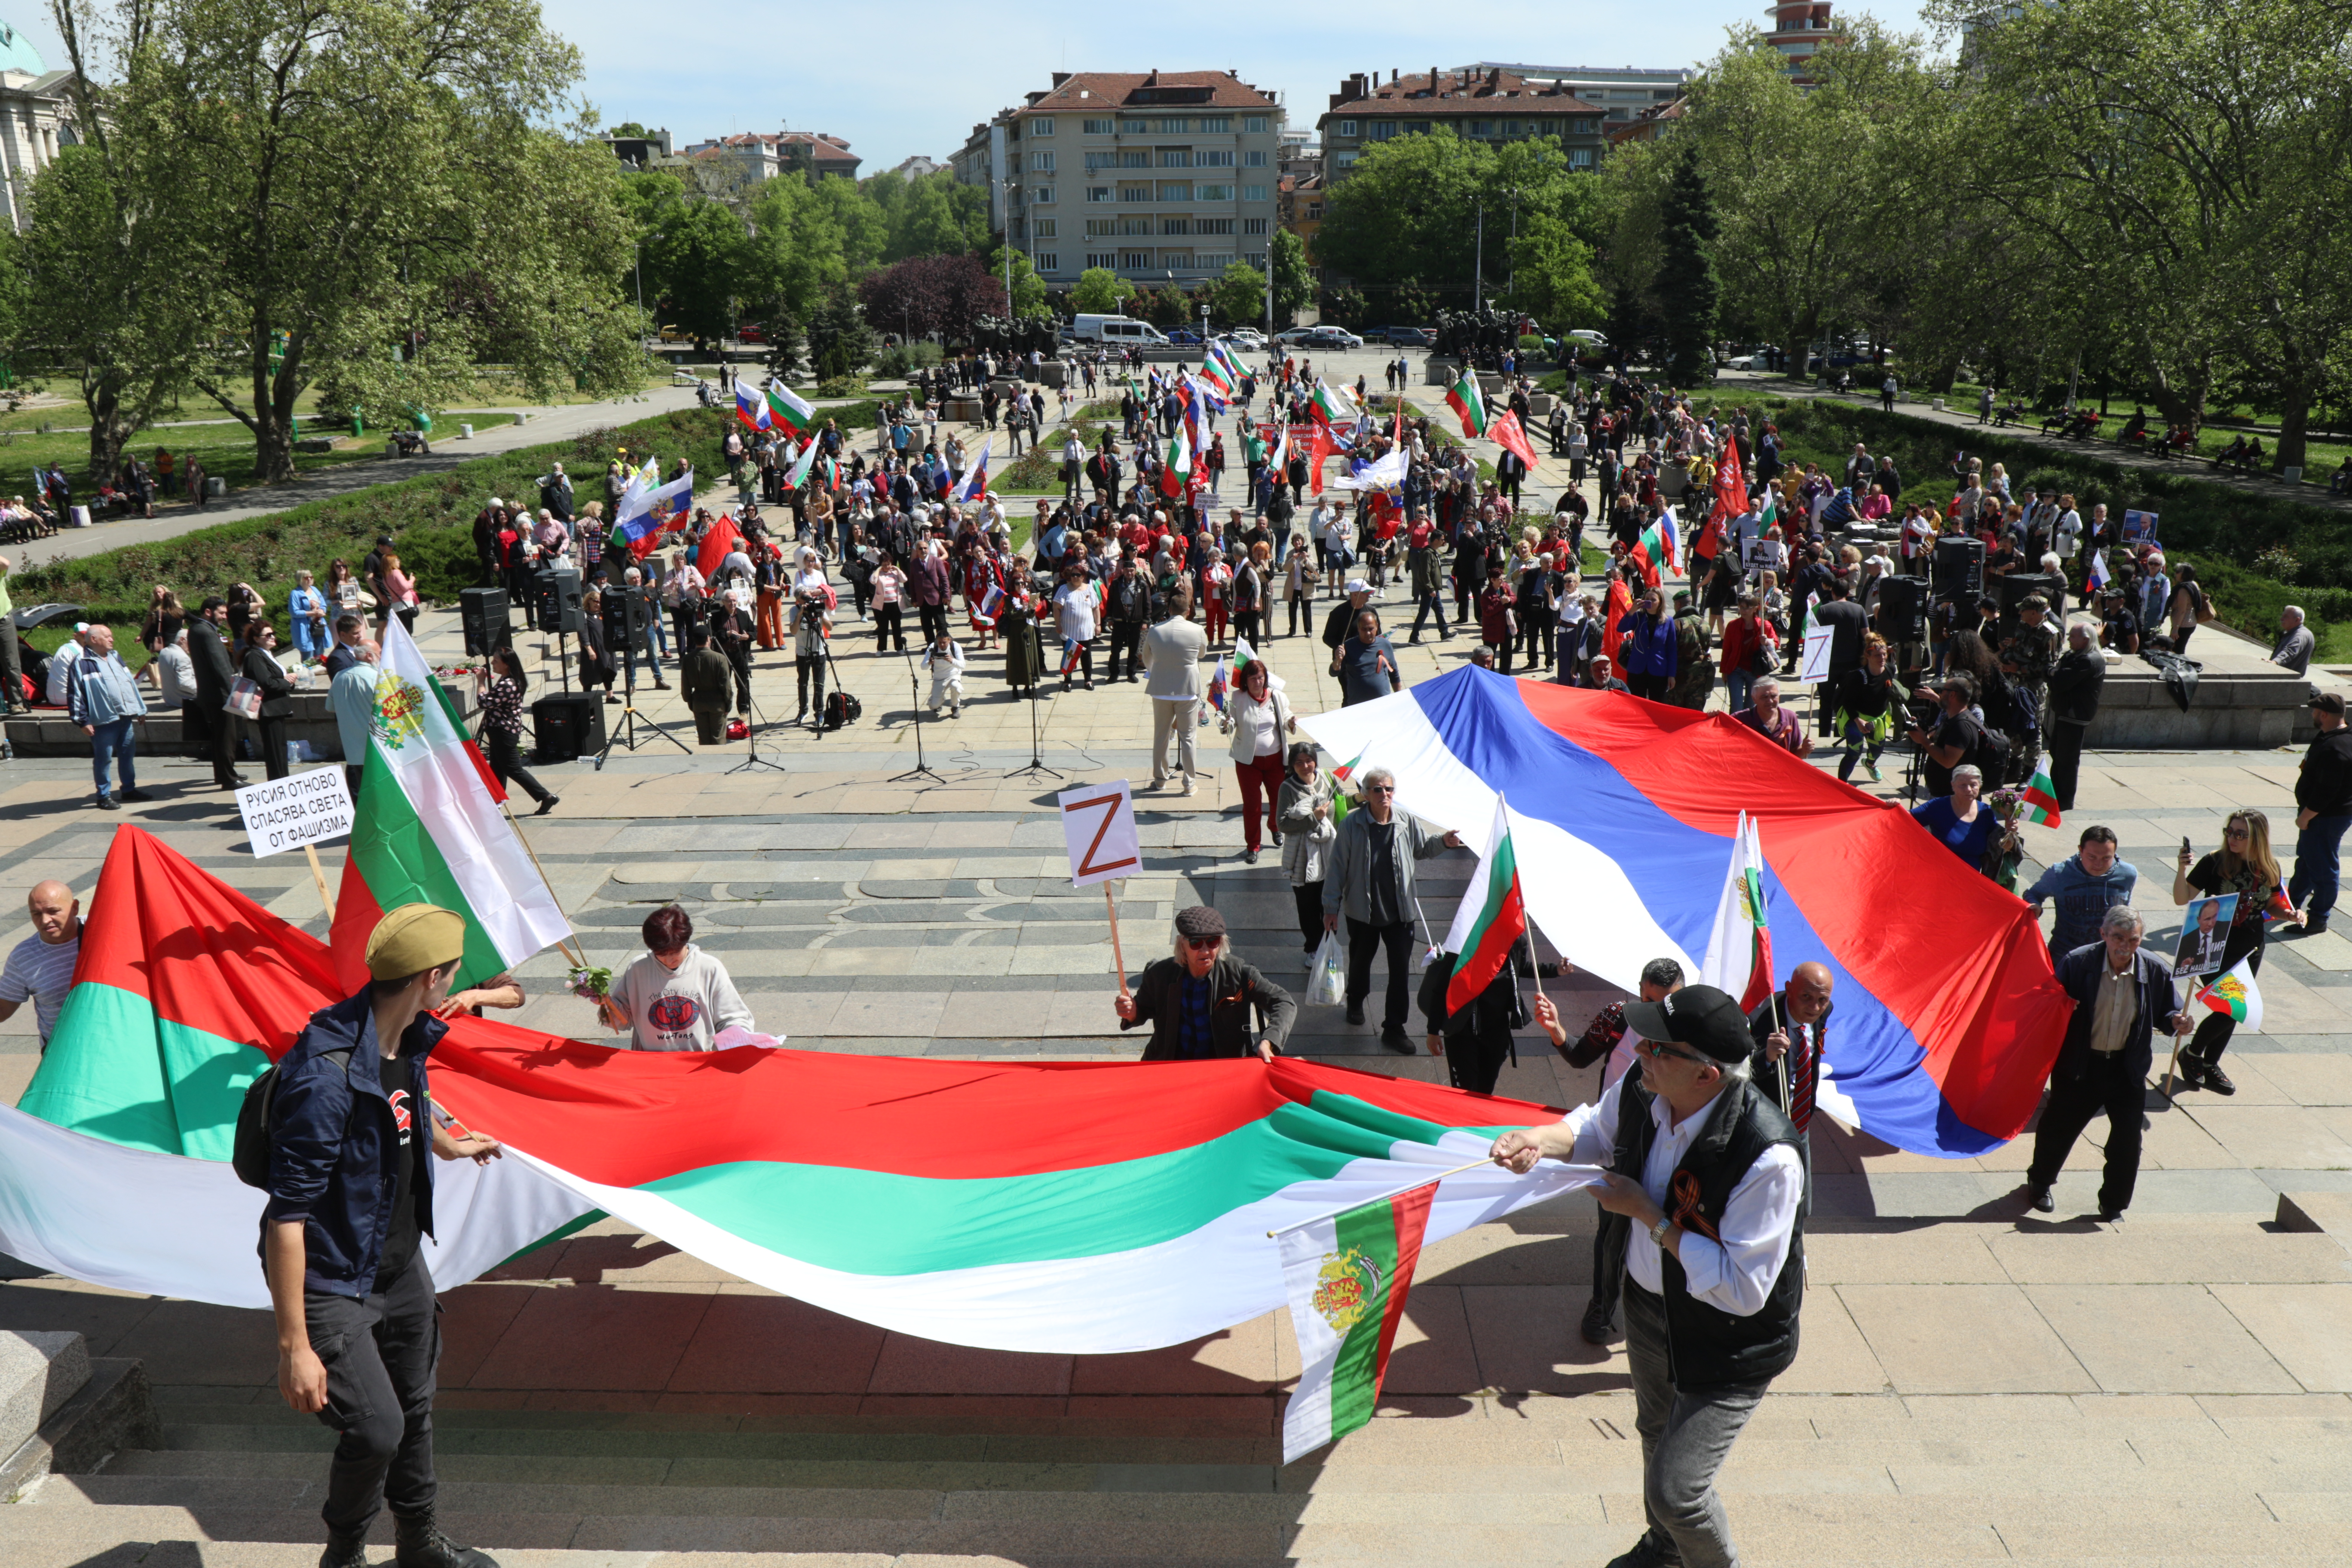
[955,69,1285,287]
[1458,63,1695,132]
[1316,67,1608,183]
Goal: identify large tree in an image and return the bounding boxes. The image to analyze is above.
[63,0,643,483]
[1654,141,1721,388]
[858,253,1001,341]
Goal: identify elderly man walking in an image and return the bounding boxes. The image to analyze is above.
[67,624,150,810]
[1144,584,1208,794]
[1320,766,1462,1051]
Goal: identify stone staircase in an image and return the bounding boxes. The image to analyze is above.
[8,1367,2352,1565]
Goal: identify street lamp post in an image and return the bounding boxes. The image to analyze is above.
[1263,244,1274,343]
[1473,201,1485,314]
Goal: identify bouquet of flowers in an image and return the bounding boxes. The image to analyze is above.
[567,965,612,1001]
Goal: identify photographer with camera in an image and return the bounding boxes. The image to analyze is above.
[789,567,837,727]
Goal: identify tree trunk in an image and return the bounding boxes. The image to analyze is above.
[2276,383,2313,476]
[82,379,131,486]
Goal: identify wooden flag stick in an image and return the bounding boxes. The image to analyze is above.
[1106,882,1130,998]
[302,845,335,921]
[1267,1155,1504,1238]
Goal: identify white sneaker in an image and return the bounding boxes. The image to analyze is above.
[1182,777,1196,796]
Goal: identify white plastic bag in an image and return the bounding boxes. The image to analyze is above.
[1305,931,1348,1007]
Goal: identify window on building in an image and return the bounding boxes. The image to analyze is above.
[1196,149,1233,167]
[1156,117,1189,133]
[1121,184,1153,203]
[1333,152,1357,169]
[1082,118,1113,135]
[1472,119,1492,137]
[1121,250,1152,269]
[1158,181,1193,201]
[1031,117,1055,135]
[1339,119,1357,137]
[1159,251,1193,270]
[1035,252,1059,271]
[1575,118,1594,135]
[1242,149,1267,166]
[1121,215,1152,235]
[1195,217,1234,235]
[1245,115,1268,132]
[1157,147,1190,167]
[1085,151,1116,170]
[1086,219,1118,237]
[1160,216,1191,236]
[1086,185,1113,202]
[1118,149,1150,168]
[1569,147,1594,168]
[1194,183,1233,201]
[1032,185,1055,204]
[1242,216,1268,236]
[1030,151,1054,171]
[1086,252,1119,269]
[1200,116,1232,132]
[1308,202,1323,219]
[1196,252,1233,271]
[1034,218,1057,238]
[1241,183,1269,202]
[1372,121,1396,140]
[1121,119,1148,133]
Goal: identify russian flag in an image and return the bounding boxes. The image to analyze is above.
[1205,655,1229,714]
[734,380,772,431]
[616,471,695,559]
[1300,669,2072,1157]
[953,440,991,503]
[2087,548,2111,591]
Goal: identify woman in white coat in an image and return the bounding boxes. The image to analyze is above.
[1220,659,1295,864]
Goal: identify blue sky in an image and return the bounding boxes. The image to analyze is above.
[6,3,1938,175]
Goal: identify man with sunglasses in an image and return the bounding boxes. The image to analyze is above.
[1491,984,1804,1568]
[1115,905,1296,1062]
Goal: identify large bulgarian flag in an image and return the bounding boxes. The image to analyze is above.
[1161,420,1192,498]
[1441,795,1529,1013]
[0,827,1602,1348]
[1629,511,1677,588]
[765,380,818,438]
[1279,1182,1435,1463]
[1444,364,1488,438]
[328,616,572,994]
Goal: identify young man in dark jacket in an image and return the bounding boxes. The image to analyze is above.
[263,904,505,1568]
[1114,905,1296,1060]
[2290,690,2352,934]
[188,596,245,790]
[2044,620,2105,812]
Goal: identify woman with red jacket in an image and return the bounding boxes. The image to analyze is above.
[1718,595,1779,712]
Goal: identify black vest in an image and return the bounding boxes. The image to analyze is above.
[1612,1074,1805,1388]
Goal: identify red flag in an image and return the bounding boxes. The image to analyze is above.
[1487,409,1539,470]
[1308,423,1339,497]
[695,515,743,582]
[1707,438,1750,529]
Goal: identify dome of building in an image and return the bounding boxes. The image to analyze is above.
[0,18,46,76]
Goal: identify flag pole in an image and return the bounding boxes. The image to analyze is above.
[1106,880,1130,1000]
[1267,1155,1504,1238]
[302,844,335,920]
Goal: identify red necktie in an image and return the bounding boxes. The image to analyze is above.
[1789,1023,1817,1133]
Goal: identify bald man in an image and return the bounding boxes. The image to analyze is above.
[1748,962,1834,1216]
[0,881,83,1052]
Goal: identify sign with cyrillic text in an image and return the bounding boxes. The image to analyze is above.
[236,767,355,859]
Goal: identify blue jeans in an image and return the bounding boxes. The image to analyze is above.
[90,717,136,800]
[1725,670,1753,713]
[2289,813,2352,922]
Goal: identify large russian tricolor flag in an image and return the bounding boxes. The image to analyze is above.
[1300,668,2072,1157]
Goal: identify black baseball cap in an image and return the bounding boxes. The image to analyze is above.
[1622,984,1753,1064]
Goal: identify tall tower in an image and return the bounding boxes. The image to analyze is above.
[1762,0,1842,85]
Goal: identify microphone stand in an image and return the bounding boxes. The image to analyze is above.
[724,627,786,776]
[1005,615,1062,781]
[891,646,946,784]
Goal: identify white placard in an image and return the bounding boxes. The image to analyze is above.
[236,766,355,859]
[1798,624,1835,685]
[1058,778,1142,889]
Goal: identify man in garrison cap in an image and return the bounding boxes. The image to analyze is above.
[258,904,506,1568]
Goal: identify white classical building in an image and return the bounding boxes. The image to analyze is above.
[0,18,83,232]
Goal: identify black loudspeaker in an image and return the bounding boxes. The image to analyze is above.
[601,585,655,653]
[1876,574,1930,644]
[531,691,606,763]
[1995,572,2067,622]
[533,568,582,634]
[1931,536,1986,603]
[460,587,511,657]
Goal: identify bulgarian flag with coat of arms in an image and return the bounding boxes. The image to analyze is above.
[765,380,818,437]
[1278,1182,1434,1463]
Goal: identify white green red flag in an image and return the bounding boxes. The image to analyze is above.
[2021,769,2062,827]
[1629,511,1677,588]
[765,380,818,437]
[1310,380,1357,426]
[1701,812,1775,1012]
[1198,356,1236,400]
[783,433,822,491]
[2193,956,2263,1030]
[1444,364,1488,438]
[1279,1182,1435,1463]
[1442,795,1529,1013]
[1,828,1605,1347]
[1161,421,1192,497]
[328,616,572,993]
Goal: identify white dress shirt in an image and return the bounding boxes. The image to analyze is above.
[1557,1079,1802,1317]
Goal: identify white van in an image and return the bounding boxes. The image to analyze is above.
[1071,314,1170,346]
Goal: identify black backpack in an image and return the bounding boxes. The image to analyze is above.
[1968,717,2011,784]
[230,1047,352,1190]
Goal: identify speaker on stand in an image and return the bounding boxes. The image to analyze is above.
[459,587,512,659]
[1930,536,1986,605]
[532,568,582,692]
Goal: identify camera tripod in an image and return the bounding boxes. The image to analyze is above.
[594,622,692,770]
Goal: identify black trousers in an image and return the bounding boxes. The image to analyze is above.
[2026,1053,2146,1214]
[484,729,552,804]
[916,602,949,643]
[1344,916,1414,1029]
[796,655,827,718]
[874,603,905,651]
[198,704,239,787]
[305,1252,439,1537]
[1107,620,1145,680]
[1410,590,1449,637]
[344,765,366,804]
[1588,1207,1630,1320]
[2187,925,2263,1068]
[1443,1025,1513,1096]
[257,714,290,780]
[2048,720,2087,811]
[1292,881,1325,953]
[726,643,753,713]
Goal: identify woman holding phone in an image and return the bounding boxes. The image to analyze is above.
[2172,809,2302,1094]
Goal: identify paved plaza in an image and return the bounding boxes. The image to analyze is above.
[4,353,2352,1565]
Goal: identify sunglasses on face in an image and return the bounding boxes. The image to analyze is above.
[1366,784,1396,796]
[1635,1037,1710,1068]
[1182,936,1222,952]
[2224,827,2250,840]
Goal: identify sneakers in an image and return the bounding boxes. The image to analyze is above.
[1602,1531,1678,1568]
[1865,759,1881,782]
[1181,777,1196,797]
[2202,1063,2236,1096]
[1304,946,1319,971]
[95,796,119,811]
[393,1510,499,1568]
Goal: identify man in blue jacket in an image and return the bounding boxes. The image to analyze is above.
[2024,905,2190,1222]
[263,904,505,1568]
[2023,826,2140,962]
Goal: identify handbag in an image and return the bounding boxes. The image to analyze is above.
[225,676,263,720]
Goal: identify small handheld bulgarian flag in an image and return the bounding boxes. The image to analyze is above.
[1441,796,1529,1014]
[765,380,818,438]
[1310,380,1357,426]
[2021,768,2063,827]
[1278,1181,1435,1464]
[1445,363,1488,438]
[2192,956,2263,1032]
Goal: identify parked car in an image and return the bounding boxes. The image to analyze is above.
[1165,328,1203,346]
[656,324,693,344]
[1223,329,1266,350]
[736,323,767,345]
[1305,327,1365,349]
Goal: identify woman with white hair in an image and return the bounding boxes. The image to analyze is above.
[1910,763,2003,871]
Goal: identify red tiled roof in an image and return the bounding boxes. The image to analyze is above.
[1319,68,1601,122]
[1014,70,1279,114]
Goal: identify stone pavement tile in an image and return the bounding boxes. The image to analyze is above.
[663,1294,888,1396]
[1007,945,1117,976]
[2181,1104,2352,1167]
[1803,1227,2006,1286]
[1837,1283,2097,1394]
[1457,1284,1624,1395]
[2280,927,2352,972]
[2247,1052,2352,1105]
[2208,1284,2352,1392]
[0,1052,37,1104]
[437,1283,539,1387]
[825,992,948,1038]
[0,1276,162,1354]
[1990,1230,2352,1285]
[108,1299,280,1387]
[1415,1224,1582,1288]
[2022,1284,2300,1394]
[2243,968,2352,1035]
[465,1284,714,1390]
[742,990,841,1039]
[800,948,921,977]
[2136,1102,2242,1168]
[1068,1317,1284,1397]
[1771,1286,1891,1395]
[865,1333,1072,1396]
[1378,1285,1483,1397]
